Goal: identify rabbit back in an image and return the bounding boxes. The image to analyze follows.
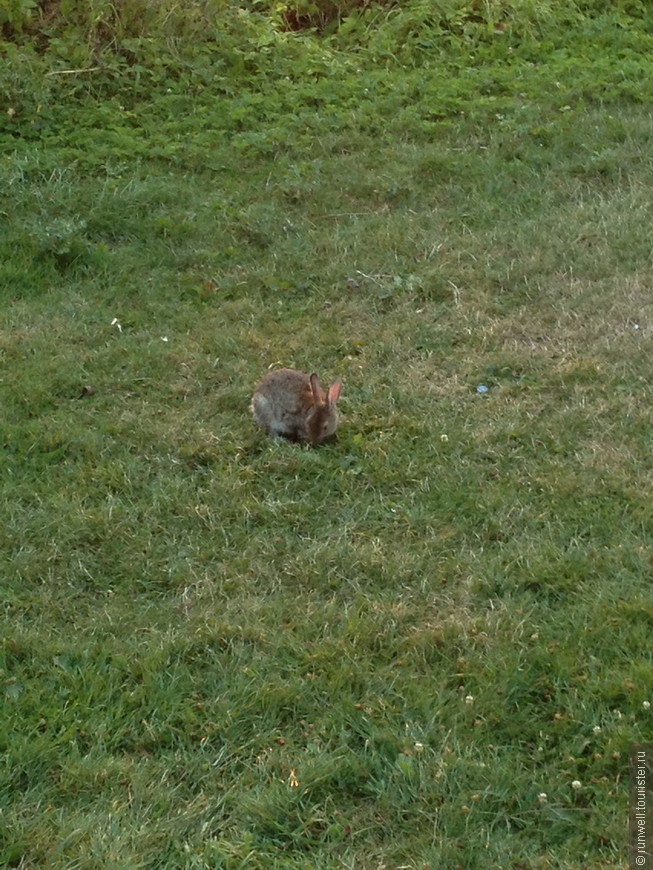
[250,369,314,441]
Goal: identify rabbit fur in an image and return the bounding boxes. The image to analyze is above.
[250,368,342,445]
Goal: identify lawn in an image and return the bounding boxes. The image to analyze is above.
[1,2,652,867]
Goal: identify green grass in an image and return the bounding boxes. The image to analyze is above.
[1,3,653,867]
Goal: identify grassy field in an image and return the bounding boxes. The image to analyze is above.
[1,2,652,867]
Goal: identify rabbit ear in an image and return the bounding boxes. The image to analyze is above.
[327,381,341,404]
[309,373,322,403]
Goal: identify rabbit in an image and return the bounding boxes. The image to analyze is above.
[250,368,342,445]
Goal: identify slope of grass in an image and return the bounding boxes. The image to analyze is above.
[1,4,652,868]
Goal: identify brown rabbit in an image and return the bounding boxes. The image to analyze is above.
[250,368,342,445]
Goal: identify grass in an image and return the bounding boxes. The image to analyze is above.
[1,4,653,867]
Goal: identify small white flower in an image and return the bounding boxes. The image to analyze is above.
[464,695,474,705]
[537,792,547,804]
[440,433,449,443]
[643,701,650,710]
[161,336,169,342]
[414,742,424,753]
[593,726,602,735]
[111,317,122,332]
[571,780,582,790]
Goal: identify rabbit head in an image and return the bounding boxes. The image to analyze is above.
[305,373,342,445]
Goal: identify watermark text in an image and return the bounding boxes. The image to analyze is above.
[630,743,652,869]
